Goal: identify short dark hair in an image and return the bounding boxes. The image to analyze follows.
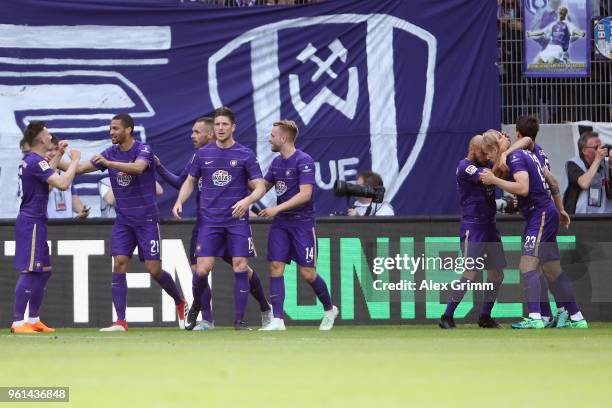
[357,171,384,188]
[578,131,599,154]
[23,121,46,146]
[19,138,29,150]
[213,107,236,124]
[112,113,134,135]
[50,134,59,145]
[515,115,539,141]
[196,116,213,128]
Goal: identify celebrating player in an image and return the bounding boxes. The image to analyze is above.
[527,6,586,64]
[72,113,188,332]
[173,107,267,330]
[258,120,338,331]
[156,116,271,330]
[480,130,587,329]
[11,122,80,333]
[496,116,571,327]
[439,135,505,329]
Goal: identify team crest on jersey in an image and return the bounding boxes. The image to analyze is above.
[465,165,477,175]
[117,172,132,187]
[230,159,238,167]
[212,169,232,186]
[197,177,203,191]
[275,180,288,196]
[285,169,292,177]
[38,160,50,171]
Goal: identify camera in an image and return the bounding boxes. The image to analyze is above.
[333,180,385,203]
[603,144,612,154]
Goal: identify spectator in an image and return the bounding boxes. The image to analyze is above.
[45,136,90,219]
[564,131,612,214]
[347,171,394,216]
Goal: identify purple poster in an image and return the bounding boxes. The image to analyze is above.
[523,0,590,77]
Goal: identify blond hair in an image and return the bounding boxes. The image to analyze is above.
[273,120,299,140]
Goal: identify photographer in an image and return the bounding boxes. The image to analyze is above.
[564,131,612,214]
[344,171,394,216]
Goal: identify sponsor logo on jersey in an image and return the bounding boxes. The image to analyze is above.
[117,172,132,186]
[275,180,288,196]
[465,165,477,175]
[212,169,232,186]
[38,160,50,171]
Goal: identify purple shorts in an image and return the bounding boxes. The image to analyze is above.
[190,224,232,265]
[267,222,317,268]
[14,216,50,272]
[522,204,560,263]
[111,222,161,262]
[460,222,507,271]
[195,223,255,258]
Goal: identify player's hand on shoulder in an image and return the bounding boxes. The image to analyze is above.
[232,198,250,218]
[58,140,69,154]
[69,149,81,161]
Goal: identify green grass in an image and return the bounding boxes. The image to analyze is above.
[2,324,612,408]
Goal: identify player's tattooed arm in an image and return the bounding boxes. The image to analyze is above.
[544,168,570,228]
[259,184,313,219]
[172,175,196,219]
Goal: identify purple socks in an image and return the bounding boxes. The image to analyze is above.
[270,276,285,319]
[249,270,271,312]
[308,275,332,311]
[13,273,36,321]
[234,271,249,321]
[444,277,470,317]
[521,270,542,316]
[27,271,51,319]
[154,270,183,306]
[549,271,580,315]
[480,280,502,317]
[111,273,127,321]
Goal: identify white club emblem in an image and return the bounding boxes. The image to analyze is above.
[212,169,232,186]
[285,169,292,176]
[230,159,238,167]
[116,172,132,187]
[275,180,287,196]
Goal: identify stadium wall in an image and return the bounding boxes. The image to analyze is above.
[1,217,611,327]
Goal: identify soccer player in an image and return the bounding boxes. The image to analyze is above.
[173,107,267,330]
[11,122,81,333]
[480,130,587,329]
[527,6,586,64]
[72,113,188,332]
[439,135,505,329]
[156,117,271,330]
[497,116,571,327]
[257,120,338,331]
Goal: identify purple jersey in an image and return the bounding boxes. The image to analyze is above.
[507,149,552,215]
[532,143,550,171]
[264,149,316,223]
[18,152,55,220]
[189,141,262,226]
[550,21,571,50]
[92,140,158,225]
[456,159,496,224]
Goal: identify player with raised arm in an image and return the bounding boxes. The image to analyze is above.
[527,6,586,64]
[439,135,505,329]
[156,117,271,330]
[258,120,338,331]
[73,113,188,332]
[480,130,587,329]
[11,122,80,333]
[173,107,267,330]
